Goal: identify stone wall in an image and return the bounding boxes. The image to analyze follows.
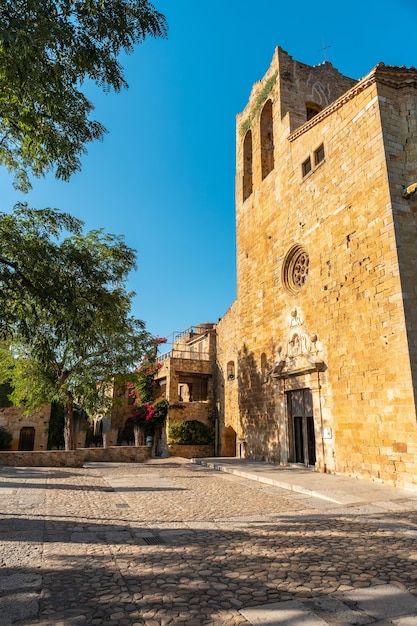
[168,403,211,425]
[0,404,51,451]
[82,446,151,463]
[216,300,240,454]
[0,446,151,467]
[168,444,215,459]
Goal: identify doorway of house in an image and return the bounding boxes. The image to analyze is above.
[18,426,35,451]
[222,426,237,457]
[288,388,316,466]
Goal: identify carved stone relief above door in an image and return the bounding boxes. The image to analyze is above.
[267,308,326,380]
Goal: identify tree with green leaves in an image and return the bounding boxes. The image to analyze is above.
[0,0,167,191]
[0,203,153,449]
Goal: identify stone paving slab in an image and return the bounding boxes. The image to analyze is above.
[240,600,328,625]
[339,584,417,620]
[392,617,417,625]
[193,458,417,507]
[0,572,42,592]
[0,593,40,626]
[303,596,371,625]
[2,461,417,625]
[103,473,182,492]
[240,585,417,625]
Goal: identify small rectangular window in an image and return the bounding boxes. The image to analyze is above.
[302,157,312,177]
[314,144,325,165]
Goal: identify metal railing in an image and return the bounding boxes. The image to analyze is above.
[173,326,195,341]
[157,349,210,362]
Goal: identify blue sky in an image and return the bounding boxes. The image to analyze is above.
[1,0,416,348]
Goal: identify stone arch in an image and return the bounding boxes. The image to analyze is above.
[222,425,237,457]
[260,99,274,179]
[306,101,322,121]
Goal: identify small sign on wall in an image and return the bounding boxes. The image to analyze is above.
[322,427,332,439]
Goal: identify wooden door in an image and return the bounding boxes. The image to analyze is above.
[18,427,35,451]
[288,389,316,466]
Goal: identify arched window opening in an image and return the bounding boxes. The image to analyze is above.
[260,100,274,179]
[306,102,322,121]
[260,353,268,383]
[227,361,235,381]
[242,130,253,202]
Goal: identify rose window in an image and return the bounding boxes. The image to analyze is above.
[282,245,310,294]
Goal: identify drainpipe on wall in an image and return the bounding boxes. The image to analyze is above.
[403,182,417,199]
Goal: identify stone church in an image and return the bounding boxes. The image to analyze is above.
[211,46,417,491]
[158,46,417,490]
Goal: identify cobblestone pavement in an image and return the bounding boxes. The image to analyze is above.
[2,459,417,625]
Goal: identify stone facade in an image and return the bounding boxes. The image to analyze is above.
[0,404,51,451]
[214,47,417,490]
[155,324,216,426]
[154,324,217,454]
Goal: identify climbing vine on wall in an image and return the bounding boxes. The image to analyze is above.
[240,72,277,136]
[126,337,167,436]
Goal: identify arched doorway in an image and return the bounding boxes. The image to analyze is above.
[222,425,237,457]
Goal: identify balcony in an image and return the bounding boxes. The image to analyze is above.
[158,349,210,362]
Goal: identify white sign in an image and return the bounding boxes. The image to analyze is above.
[322,427,332,439]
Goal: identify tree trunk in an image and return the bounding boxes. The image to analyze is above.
[159,421,169,458]
[63,396,75,451]
[134,425,141,447]
[152,425,162,458]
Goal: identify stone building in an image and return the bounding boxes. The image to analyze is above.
[154,324,217,447]
[0,393,50,451]
[213,47,417,490]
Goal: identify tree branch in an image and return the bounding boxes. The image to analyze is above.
[0,256,40,293]
[0,256,18,270]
